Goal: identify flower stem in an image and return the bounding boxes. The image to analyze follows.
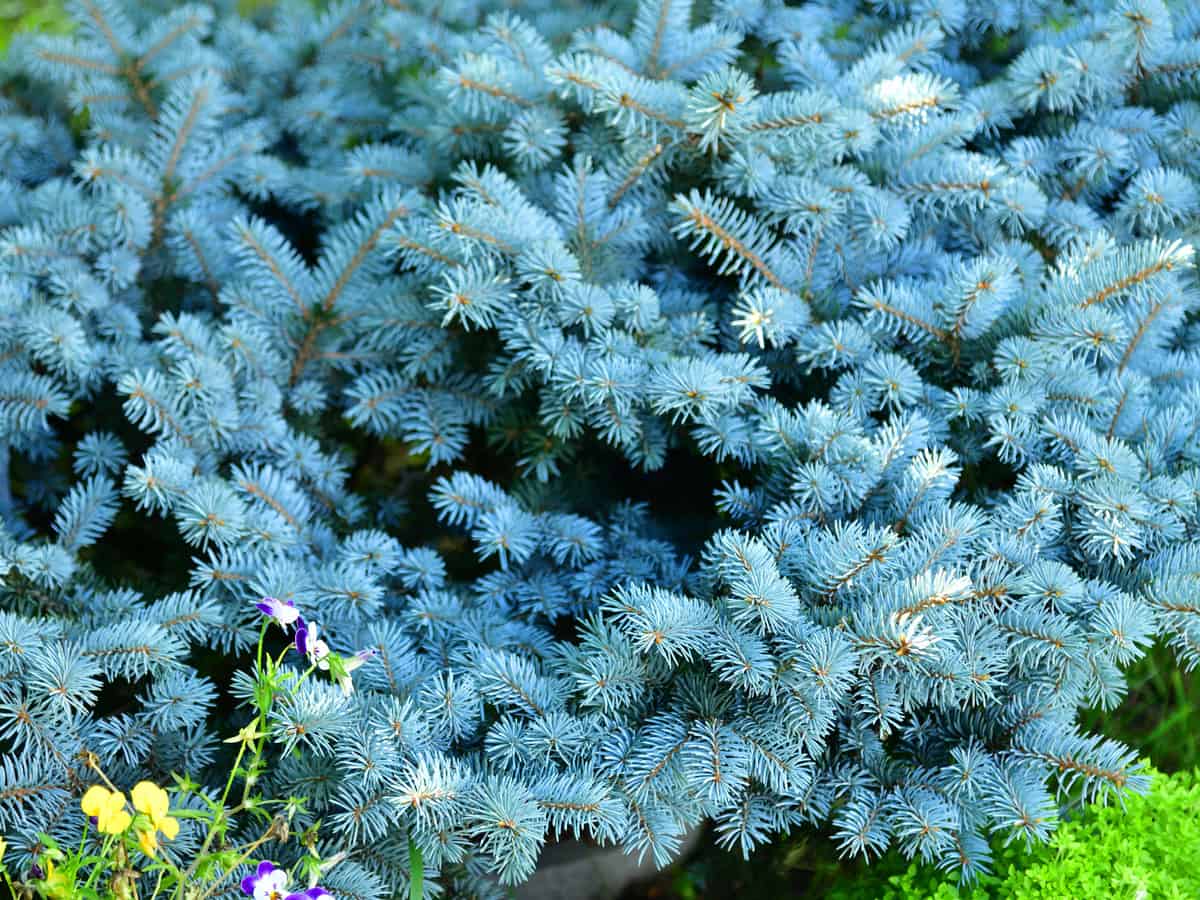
[193,828,275,900]
[178,625,273,895]
[82,834,116,891]
[409,839,424,900]
[256,621,268,672]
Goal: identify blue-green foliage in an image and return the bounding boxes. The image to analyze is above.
[2,0,1200,895]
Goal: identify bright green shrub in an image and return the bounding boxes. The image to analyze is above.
[0,1,68,53]
[829,768,1200,900]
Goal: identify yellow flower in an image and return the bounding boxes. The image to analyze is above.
[81,785,132,834]
[131,781,179,857]
[38,859,76,900]
[136,828,159,858]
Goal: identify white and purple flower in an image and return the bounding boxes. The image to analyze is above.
[241,861,331,900]
[255,596,300,627]
[294,617,331,669]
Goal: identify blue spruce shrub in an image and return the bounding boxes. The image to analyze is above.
[1,0,1200,894]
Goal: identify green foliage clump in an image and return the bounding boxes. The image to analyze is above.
[0,0,68,52]
[827,768,1200,900]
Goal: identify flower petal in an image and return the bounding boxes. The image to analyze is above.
[160,814,180,840]
[256,597,300,626]
[294,619,309,655]
[138,828,158,857]
[103,807,132,834]
[344,648,376,673]
[261,869,289,896]
[131,781,168,820]
[81,785,111,817]
[94,790,131,833]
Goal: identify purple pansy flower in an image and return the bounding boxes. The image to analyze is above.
[255,596,300,627]
[241,861,332,900]
[294,617,330,669]
[241,861,288,900]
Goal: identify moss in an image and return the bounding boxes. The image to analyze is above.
[827,768,1200,900]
